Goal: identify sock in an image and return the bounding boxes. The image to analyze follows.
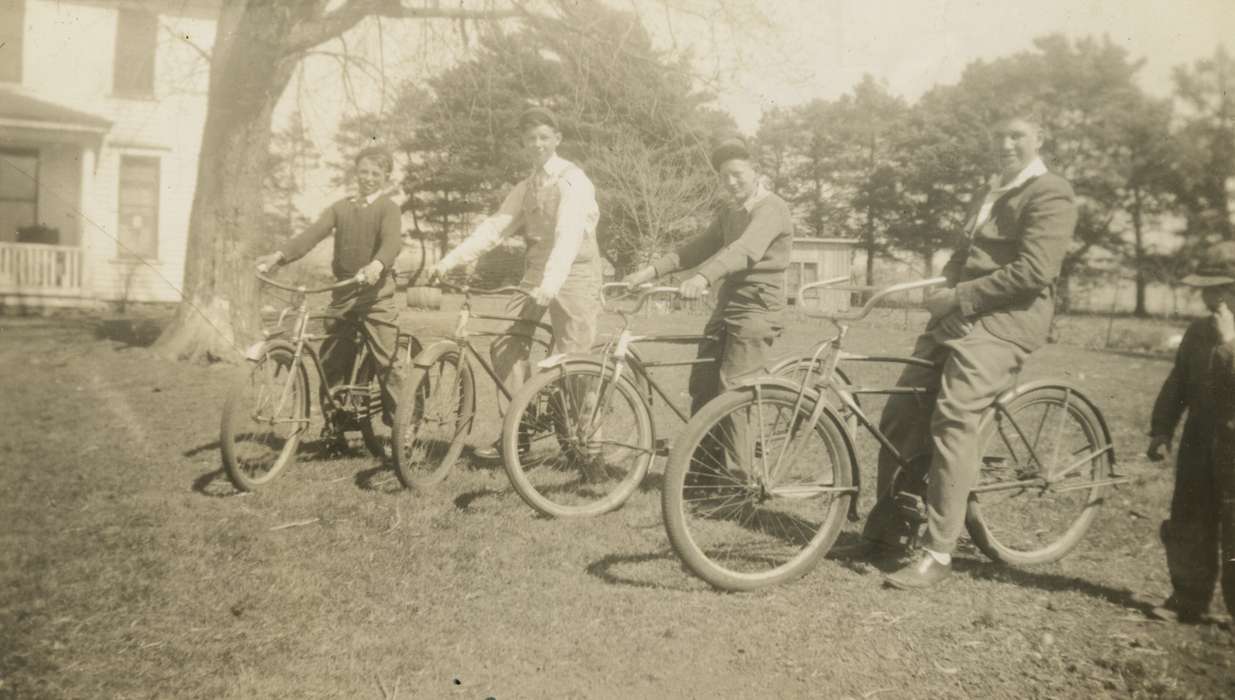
[925,548,952,566]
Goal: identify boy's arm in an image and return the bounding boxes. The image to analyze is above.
[373,200,402,271]
[954,178,1076,316]
[437,183,525,272]
[1149,326,1193,440]
[693,200,790,284]
[649,216,724,278]
[279,204,337,263]
[537,169,598,298]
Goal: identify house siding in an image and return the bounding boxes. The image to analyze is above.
[19,0,217,304]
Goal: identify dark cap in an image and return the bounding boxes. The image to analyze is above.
[354,145,394,173]
[518,106,559,132]
[1182,241,1235,287]
[710,138,751,170]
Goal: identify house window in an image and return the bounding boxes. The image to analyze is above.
[113,9,157,96]
[0,149,38,243]
[0,2,23,83]
[118,156,159,259]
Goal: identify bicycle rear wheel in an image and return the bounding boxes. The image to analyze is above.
[501,361,653,518]
[965,385,1113,565]
[221,347,309,491]
[392,342,476,490]
[662,385,854,591]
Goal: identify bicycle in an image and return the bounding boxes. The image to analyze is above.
[220,272,419,492]
[390,282,553,490]
[499,282,818,518]
[661,277,1131,591]
[497,283,712,517]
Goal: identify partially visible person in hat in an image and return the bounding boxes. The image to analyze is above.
[623,137,794,414]
[255,145,404,435]
[1146,240,1235,625]
[431,106,602,460]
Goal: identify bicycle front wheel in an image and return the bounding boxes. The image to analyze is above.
[662,385,854,591]
[220,347,309,491]
[392,342,476,490]
[965,385,1113,565]
[501,362,653,518]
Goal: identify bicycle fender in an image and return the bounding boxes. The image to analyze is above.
[989,379,1116,464]
[535,353,601,370]
[410,339,460,368]
[244,338,297,363]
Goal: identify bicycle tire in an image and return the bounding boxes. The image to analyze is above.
[358,355,393,460]
[662,385,854,591]
[501,361,653,518]
[965,385,1113,565]
[392,342,476,490]
[220,346,309,492]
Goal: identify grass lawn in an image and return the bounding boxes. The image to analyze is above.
[1,300,1232,699]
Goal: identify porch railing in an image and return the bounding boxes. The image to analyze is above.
[0,242,84,297]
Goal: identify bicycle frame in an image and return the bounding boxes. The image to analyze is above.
[433,283,555,401]
[250,272,407,432]
[760,275,1125,499]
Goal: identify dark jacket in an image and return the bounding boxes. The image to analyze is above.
[943,172,1077,352]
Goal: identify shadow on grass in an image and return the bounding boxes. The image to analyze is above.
[585,551,700,592]
[453,488,507,511]
[93,317,167,348]
[636,470,664,493]
[353,463,402,494]
[957,559,1154,614]
[192,468,236,498]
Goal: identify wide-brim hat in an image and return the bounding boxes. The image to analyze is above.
[1182,241,1235,287]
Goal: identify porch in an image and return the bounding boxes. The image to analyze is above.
[0,241,85,308]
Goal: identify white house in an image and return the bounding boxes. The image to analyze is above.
[0,0,218,309]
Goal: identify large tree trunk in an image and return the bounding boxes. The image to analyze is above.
[156,4,305,362]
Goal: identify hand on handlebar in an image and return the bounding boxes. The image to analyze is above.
[679,274,709,300]
[255,252,284,274]
[356,260,384,286]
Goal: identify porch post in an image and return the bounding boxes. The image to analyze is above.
[78,142,97,300]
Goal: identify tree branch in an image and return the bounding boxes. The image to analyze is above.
[285,0,522,55]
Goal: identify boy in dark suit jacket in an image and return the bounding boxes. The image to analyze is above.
[849,116,1078,590]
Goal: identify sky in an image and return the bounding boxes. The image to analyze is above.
[284,0,1235,204]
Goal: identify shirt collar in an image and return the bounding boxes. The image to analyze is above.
[355,189,383,206]
[741,182,770,212]
[990,157,1047,193]
[536,154,570,180]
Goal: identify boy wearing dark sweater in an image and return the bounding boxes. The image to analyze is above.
[255,146,404,423]
[623,138,794,412]
[1147,241,1235,624]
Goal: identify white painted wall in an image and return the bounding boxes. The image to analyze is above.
[21,0,218,303]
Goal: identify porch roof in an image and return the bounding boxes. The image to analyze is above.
[0,86,112,134]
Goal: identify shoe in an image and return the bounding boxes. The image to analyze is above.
[473,442,501,460]
[883,551,953,590]
[1146,595,1204,624]
[829,538,906,562]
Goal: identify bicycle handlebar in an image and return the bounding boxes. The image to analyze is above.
[433,281,531,298]
[255,271,362,294]
[601,282,683,315]
[797,276,948,322]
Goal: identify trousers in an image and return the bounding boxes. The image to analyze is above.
[319,275,404,419]
[863,323,1027,554]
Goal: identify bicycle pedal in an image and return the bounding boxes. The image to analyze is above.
[655,438,670,457]
[893,491,926,525]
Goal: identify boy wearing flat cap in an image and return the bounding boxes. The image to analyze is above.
[255,145,404,426]
[1147,240,1235,625]
[624,137,794,413]
[432,106,602,459]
